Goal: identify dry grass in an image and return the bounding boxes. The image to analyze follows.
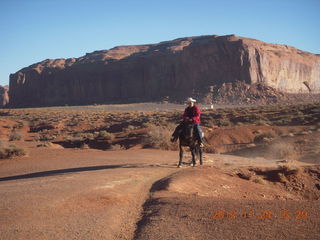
[278,164,302,176]
[109,144,125,151]
[9,129,23,141]
[268,142,298,160]
[36,142,54,148]
[80,143,90,150]
[275,128,285,136]
[143,124,178,150]
[0,142,26,159]
[37,131,56,141]
[204,146,220,154]
[254,130,277,143]
[96,130,114,141]
[252,176,267,185]
[1,103,319,154]
[277,172,287,183]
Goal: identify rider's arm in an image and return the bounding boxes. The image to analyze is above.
[182,108,189,121]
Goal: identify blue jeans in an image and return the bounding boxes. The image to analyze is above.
[194,124,203,142]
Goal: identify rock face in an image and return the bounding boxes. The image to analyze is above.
[9,35,320,107]
[0,85,9,107]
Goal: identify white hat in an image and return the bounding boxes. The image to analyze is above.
[186,97,196,103]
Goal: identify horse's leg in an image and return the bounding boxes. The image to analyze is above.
[191,147,196,167]
[199,146,203,165]
[195,145,200,165]
[178,144,183,168]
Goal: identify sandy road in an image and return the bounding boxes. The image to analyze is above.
[0,142,317,240]
[0,145,181,240]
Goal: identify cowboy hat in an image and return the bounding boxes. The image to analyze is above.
[186,97,196,103]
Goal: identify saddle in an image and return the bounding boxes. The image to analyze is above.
[181,122,204,139]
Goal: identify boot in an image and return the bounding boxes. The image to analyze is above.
[198,139,204,148]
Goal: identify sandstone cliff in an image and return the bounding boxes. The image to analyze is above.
[9,35,320,107]
[0,85,9,107]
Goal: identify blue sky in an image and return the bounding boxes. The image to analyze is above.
[0,0,319,86]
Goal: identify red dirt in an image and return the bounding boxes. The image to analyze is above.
[0,141,319,239]
[0,103,319,239]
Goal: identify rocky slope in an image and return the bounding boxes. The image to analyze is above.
[0,85,9,107]
[9,35,320,107]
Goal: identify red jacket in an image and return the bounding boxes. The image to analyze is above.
[183,105,201,124]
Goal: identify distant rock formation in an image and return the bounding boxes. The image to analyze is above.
[0,85,9,107]
[8,34,320,107]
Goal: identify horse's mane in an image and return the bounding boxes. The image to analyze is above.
[179,122,195,145]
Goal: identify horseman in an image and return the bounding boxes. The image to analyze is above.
[171,97,204,147]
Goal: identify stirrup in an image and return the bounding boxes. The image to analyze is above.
[198,140,204,148]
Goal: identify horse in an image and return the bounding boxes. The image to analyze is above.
[177,121,203,168]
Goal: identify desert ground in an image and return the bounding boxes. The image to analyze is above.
[0,102,319,240]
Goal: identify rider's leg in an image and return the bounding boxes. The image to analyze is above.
[194,124,204,147]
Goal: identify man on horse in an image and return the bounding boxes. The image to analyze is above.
[171,97,204,147]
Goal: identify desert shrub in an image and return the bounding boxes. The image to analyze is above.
[253,119,271,126]
[96,130,114,141]
[277,172,287,183]
[252,176,266,185]
[204,146,220,153]
[276,165,303,183]
[9,130,23,141]
[63,135,82,142]
[297,131,309,136]
[0,144,26,159]
[237,169,255,180]
[202,119,217,128]
[67,119,80,127]
[292,116,307,124]
[84,133,95,140]
[38,132,56,141]
[125,125,136,131]
[141,122,153,128]
[277,164,302,174]
[268,142,297,159]
[73,132,95,141]
[109,144,125,151]
[254,130,277,143]
[288,128,298,134]
[80,143,90,149]
[311,107,320,113]
[219,119,232,126]
[274,119,292,126]
[29,121,55,132]
[14,121,26,129]
[275,128,285,136]
[36,141,53,147]
[143,125,177,150]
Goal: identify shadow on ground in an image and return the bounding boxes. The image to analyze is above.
[0,163,177,182]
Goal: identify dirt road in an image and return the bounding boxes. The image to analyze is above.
[0,145,181,240]
[0,143,319,240]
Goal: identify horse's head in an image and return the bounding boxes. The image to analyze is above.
[181,121,195,140]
